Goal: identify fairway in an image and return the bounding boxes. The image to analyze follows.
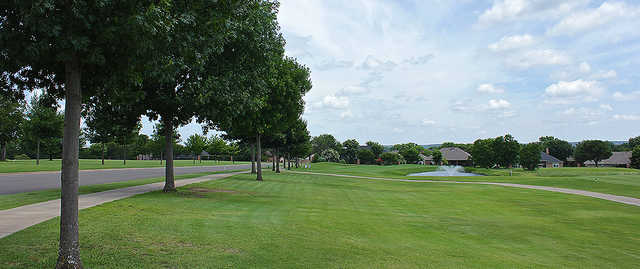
[0,159,248,174]
[1,170,639,268]
[297,163,640,198]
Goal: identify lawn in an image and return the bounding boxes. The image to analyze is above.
[0,170,245,210]
[0,159,248,173]
[1,171,638,268]
[295,163,640,198]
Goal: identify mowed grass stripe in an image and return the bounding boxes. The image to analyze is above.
[1,171,639,268]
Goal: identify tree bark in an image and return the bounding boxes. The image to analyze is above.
[122,144,126,165]
[272,150,275,171]
[36,138,40,165]
[101,143,105,165]
[1,142,6,161]
[56,56,83,269]
[275,148,280,173]
[256,134,263,181]
[162,119,175,192]
[160,151,163,165]
[287,154,291,170]
[250,143,256,174]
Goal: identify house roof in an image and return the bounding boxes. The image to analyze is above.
[421,147,471,161]
[540,152,562,163]
[584,151,631,165]
[440,147,471,161]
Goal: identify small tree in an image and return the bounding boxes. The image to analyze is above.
[319,149,340,163]
[432,150,443,165]
[520,143,541,170]
[357,149,375,164]
[630,146,640,169]
[493,134,519,168]
[574,140,612,167]
[23,95,64,165]
[185,134,207,164]
[366,141,384,158]
[539,136,573,161]
[0,95,24,161]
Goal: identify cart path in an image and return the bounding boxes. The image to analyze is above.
[289,171,640,207]
[0,171,246,239]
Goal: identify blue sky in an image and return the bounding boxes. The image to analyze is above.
[143,0,640,145]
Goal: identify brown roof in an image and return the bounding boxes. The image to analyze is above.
[584,151,631,165]
[422,147,471,161]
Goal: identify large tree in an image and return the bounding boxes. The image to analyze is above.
[574,140,613,167]
[1,1,172,266]
[342,139,360,164]
[312,134,342,155]
[0,94,23,161]
[393,143,423,164]
[366,141,384,158]
[631,146,640,169]
[539,136,573,161]
[472,138,495,168]
[520,143,541,170]
[185,134,208,164]
[629,136,640,149]
[492,134,520,168]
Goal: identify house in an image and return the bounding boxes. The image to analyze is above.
[422,147,472,166]
[584,151,632,167]
[539,151,563,168]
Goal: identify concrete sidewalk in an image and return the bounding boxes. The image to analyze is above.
[0,171,246,239]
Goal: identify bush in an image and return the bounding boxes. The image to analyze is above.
[319,149,340,163]
[380,152,401,165]
[13,154,30,160]
[339,159,346,164]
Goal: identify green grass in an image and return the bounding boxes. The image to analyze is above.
[0,159,248,173]
[1,171,639,268]
[294,163,640,198]
[0,170,246,210]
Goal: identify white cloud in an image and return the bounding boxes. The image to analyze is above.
[487,99,512,109]
[613,114,640,121]
[340,110,354,119]
[544,79,604,104]
[338,86,367,95]
[579,62,591,73]
[477,83,505,94]
[506,49,571,68]
[593,70,617,79]
[613,91,640,101]
[478,0,589,26]
[321,95,350,109]
[599,104,613,111]
[422,119,436,126]
[392,127,404,133]
[489,34,534,51]
[549,2,640,36]
[359,55,397,71]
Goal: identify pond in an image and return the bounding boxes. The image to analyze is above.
[407,166,482,177]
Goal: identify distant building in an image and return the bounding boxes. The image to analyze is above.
[584,152,632,168]
[539,151,563,168]
[422,147,472,166]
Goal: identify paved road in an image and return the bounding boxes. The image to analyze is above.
[0,164,251,195]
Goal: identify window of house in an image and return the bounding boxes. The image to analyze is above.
[553,163,559,168]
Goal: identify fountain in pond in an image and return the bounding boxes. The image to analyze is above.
[407,165,481,177]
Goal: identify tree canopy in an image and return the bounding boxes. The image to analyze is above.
[574,140,612,167]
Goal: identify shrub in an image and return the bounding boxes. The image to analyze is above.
[319,149,340,163]
[339,159,346,164]
[14,154,30,160]
[380,152,401,165]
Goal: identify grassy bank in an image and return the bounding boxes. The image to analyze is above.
[0,159,249,174]
[1,171,638,268]
[0,170,245,210]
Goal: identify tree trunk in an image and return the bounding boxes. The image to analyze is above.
[56,56,83,269]
[36,138,40,165]
[50,154,53,161]
[276,148,280,173]
[123,144,126,165]
[272,152,275,171]
[162,119,175,192]
[101,143,105,165]
[160,151,163,165]
[256,134,263,181]
[193,155,195,165]
[250,143,256,174]
[1,142,6,161]
[288,154,291,170]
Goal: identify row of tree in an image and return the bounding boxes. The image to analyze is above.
[1,1,312,267]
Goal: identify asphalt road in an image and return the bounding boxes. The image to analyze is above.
[0,164,251,195]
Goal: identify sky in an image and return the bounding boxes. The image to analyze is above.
[143,0,640,145]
